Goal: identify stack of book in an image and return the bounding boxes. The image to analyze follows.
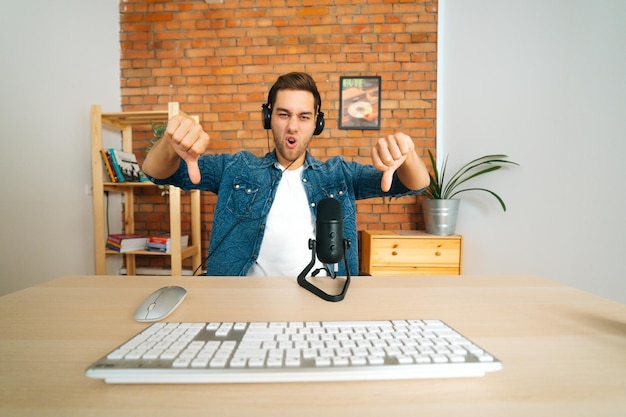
[145,235,189,253]
[100,148,147,183]
[106,233,148,253]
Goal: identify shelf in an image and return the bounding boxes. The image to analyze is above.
[105,245,201,257]
[101,110,169,128]
[103,182,158,192]
[91,103,202,276]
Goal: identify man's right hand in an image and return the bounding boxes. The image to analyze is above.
[163,115,210,184]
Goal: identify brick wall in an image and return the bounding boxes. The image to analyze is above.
[119,0,438,271]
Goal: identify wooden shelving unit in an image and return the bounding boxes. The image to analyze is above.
[90,102,202,276]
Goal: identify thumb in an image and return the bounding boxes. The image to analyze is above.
[380,167,395,192]
[186,157,201,184]
[380,153,408,192]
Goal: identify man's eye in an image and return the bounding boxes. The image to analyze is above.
[278,113,289,118]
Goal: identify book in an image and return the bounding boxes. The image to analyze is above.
[145,235,189,253]
[100,148,118,182]
[106,233,147,253]
[108,149,142,182]
[107,233,145,244]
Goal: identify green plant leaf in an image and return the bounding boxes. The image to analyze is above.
[448,187,508,211]
[425,149,518,211]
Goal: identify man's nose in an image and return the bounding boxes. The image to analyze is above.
[286,115,298,131]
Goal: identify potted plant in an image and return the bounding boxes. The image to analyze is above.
[422,149,519,235]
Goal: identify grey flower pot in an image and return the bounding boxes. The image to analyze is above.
[422,199,460,236]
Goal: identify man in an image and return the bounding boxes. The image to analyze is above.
[142,72,429,276]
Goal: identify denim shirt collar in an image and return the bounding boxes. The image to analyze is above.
[264,150,324,171]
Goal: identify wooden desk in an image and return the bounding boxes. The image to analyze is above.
[1,275,625,416]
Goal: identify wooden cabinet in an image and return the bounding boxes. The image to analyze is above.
[90,102,202,276]
[359,230,462,276]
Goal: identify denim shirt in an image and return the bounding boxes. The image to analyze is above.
[148,151,422,276]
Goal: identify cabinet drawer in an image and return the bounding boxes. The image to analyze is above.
[370,237,460,267]
[359,230,462,276]
[366,265,461,276]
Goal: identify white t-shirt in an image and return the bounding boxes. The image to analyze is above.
[247,166,325,277]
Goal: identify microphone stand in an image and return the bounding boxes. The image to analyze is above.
[297,238,351,302]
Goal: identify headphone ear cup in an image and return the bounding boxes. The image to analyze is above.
[262,103,271,130]
[314,112,325,136]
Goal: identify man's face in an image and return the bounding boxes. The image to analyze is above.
[271,89,317,169]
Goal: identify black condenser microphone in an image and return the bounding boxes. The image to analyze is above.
[298,197,351,301]
[316,198,344,264]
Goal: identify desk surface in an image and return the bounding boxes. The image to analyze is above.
[1,274,625,417]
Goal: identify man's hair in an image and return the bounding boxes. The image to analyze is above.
[267,72,322,113]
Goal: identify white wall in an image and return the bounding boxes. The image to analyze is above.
[439,0,626,303]
[0,1,120,295]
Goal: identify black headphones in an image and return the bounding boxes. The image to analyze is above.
[262,91,325,136]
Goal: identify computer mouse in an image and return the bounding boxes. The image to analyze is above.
[133,286,187,322]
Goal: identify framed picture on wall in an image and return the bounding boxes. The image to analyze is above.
[339,76,381,130]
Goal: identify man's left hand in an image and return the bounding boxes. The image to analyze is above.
[371,133,415,192]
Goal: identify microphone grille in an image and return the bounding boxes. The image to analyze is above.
[317,197,342,221]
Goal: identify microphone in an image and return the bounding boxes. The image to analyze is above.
[298,197,351,302]
[316,198,344,264]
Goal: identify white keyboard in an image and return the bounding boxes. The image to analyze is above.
[85,320,502,384]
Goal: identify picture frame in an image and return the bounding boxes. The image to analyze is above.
[339,76,381,130]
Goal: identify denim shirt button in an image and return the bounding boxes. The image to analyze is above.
[302,178,307,183]
[338,190,344,196]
